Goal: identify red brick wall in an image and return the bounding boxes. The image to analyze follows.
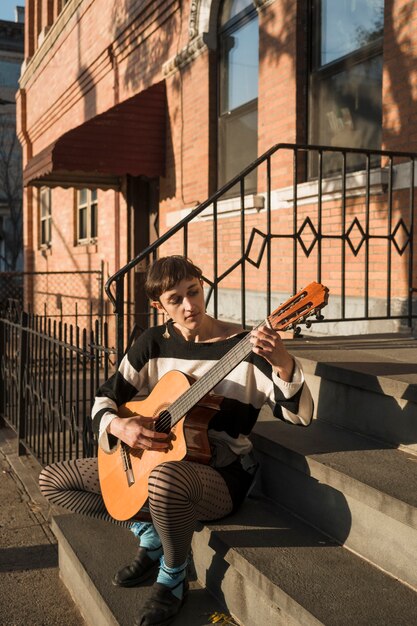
[17,0,417,329]
[382,0,417,152]
[258,0,298,191]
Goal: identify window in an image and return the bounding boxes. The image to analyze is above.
[0,60,22,88]
[39,188,52,247]
[77,189,97,243]
[218,0,258,194]
[309,0,384,173]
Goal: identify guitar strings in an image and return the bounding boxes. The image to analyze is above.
[156,335,252,432]
[155,332,254,432]
[154,296,320,433]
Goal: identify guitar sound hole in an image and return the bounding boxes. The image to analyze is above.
[155,410,172,434]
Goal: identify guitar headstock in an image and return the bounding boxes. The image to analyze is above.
[267,282,329,333]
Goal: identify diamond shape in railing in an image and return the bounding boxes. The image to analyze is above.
[346,217,366,256]
[391,218,411,256]
[297,217,318,257]
[245,228,268,268]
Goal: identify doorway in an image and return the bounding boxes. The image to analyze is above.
[126,175,159,333]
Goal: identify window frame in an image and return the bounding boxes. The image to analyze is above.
[308,0,384,174]
[76,188,98,245]
[217,0,259,196]
[39,187,52,248]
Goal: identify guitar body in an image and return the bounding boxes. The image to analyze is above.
[98,370,222,521]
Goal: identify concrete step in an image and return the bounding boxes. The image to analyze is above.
[52,500,417,626]
[288,334,417,452]
[51,514,231,626]
[252,414,417,589]
[190,497,417,626]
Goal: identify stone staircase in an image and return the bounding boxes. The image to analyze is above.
[52,334,417,625]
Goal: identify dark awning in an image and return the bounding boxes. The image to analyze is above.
[23,81,166,190]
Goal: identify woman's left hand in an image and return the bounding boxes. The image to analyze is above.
[250,325,294,382]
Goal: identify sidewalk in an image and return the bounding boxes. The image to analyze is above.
[0,424,85,626]
[0,425,230,626]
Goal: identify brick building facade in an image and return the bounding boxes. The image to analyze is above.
[16,0,417,333]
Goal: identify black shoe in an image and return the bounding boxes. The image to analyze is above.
[134,579,189,626]
[112,547,160,588]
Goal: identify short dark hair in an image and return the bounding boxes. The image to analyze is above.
[145,256,203,301]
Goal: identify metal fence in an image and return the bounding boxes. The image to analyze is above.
[0,307,116,463]
[0,269,105,326]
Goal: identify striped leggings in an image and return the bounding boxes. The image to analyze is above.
[39,457,233,567]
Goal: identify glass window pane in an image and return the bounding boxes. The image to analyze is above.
[220,0,253,26]
[41,216,51,245]
[41,190,50,216]
[41,220,46,245]
[313,56,382,149]
[220,17,258,112]
[79,189,87,205]
[0,60,21,87]
[91,203,97,238]
[78,208,87,240]
[218,106,257,192]
[91,189,97,202]
[320,0,384,66]
[310,56,382,175]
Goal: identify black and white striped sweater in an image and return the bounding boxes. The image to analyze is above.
[92,322,313,464]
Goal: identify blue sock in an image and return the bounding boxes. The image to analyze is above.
[130,522,162,561]
[156,555,188,600]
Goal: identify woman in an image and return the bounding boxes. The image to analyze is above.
[39,255,313,626]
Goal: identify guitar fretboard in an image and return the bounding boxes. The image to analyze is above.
[165,331,254,428]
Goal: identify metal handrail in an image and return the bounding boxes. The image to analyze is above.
[105,142,417,361]
[105,142,417,305]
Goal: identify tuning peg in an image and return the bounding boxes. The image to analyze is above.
[305,320,312,329]
[316,313,324,321]
[294,326,302,336]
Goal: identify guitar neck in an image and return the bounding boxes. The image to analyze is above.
[160,281,329,429]
[168,331,253,427]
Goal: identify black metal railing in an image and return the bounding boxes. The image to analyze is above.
[106,143,417,362]
[0,307,116,462]
[0,268,106,326]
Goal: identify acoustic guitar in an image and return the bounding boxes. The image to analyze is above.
[98,281,329,521]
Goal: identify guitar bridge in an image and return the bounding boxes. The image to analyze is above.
[125,468,135,487]
[121,444,135,486]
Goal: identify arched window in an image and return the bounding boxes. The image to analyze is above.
[218,0,258,194]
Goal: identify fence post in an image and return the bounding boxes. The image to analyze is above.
[0,318,5,428]
[115,278,125,364]
[17,311,28,455]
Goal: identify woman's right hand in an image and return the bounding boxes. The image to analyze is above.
[107,415,172,451]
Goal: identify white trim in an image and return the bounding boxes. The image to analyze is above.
[268,167,388,209]
[165,161,417,225]
[162,34,209,76]
[165,194,265,226]
[37,25,52,47]
[189,0,216,40]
